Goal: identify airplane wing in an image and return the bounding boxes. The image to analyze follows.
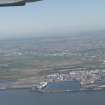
[0,0,41,6]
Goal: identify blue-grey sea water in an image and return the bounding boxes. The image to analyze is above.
[0,90,105,105]
[0,81,105,105]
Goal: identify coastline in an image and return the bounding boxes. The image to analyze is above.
[0,86,105,94]
[0,81,105,94]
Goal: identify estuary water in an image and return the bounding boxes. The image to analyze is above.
[0,81,105,105]
[0,90,105,105]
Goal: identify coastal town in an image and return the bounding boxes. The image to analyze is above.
[1,35,105,93]
[46,70,105,90]
[0,69,105,93]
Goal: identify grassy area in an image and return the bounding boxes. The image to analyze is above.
[0,54,105,81]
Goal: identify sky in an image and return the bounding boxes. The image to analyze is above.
[0,0,105,39]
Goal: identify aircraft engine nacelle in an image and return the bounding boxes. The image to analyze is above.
[0,0,41,7]
[0,0,25,6]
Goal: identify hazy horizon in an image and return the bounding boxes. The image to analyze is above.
[0,0,105,39]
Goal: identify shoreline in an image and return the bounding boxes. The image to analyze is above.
[0,86,105,94]
[0,80,105,94]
